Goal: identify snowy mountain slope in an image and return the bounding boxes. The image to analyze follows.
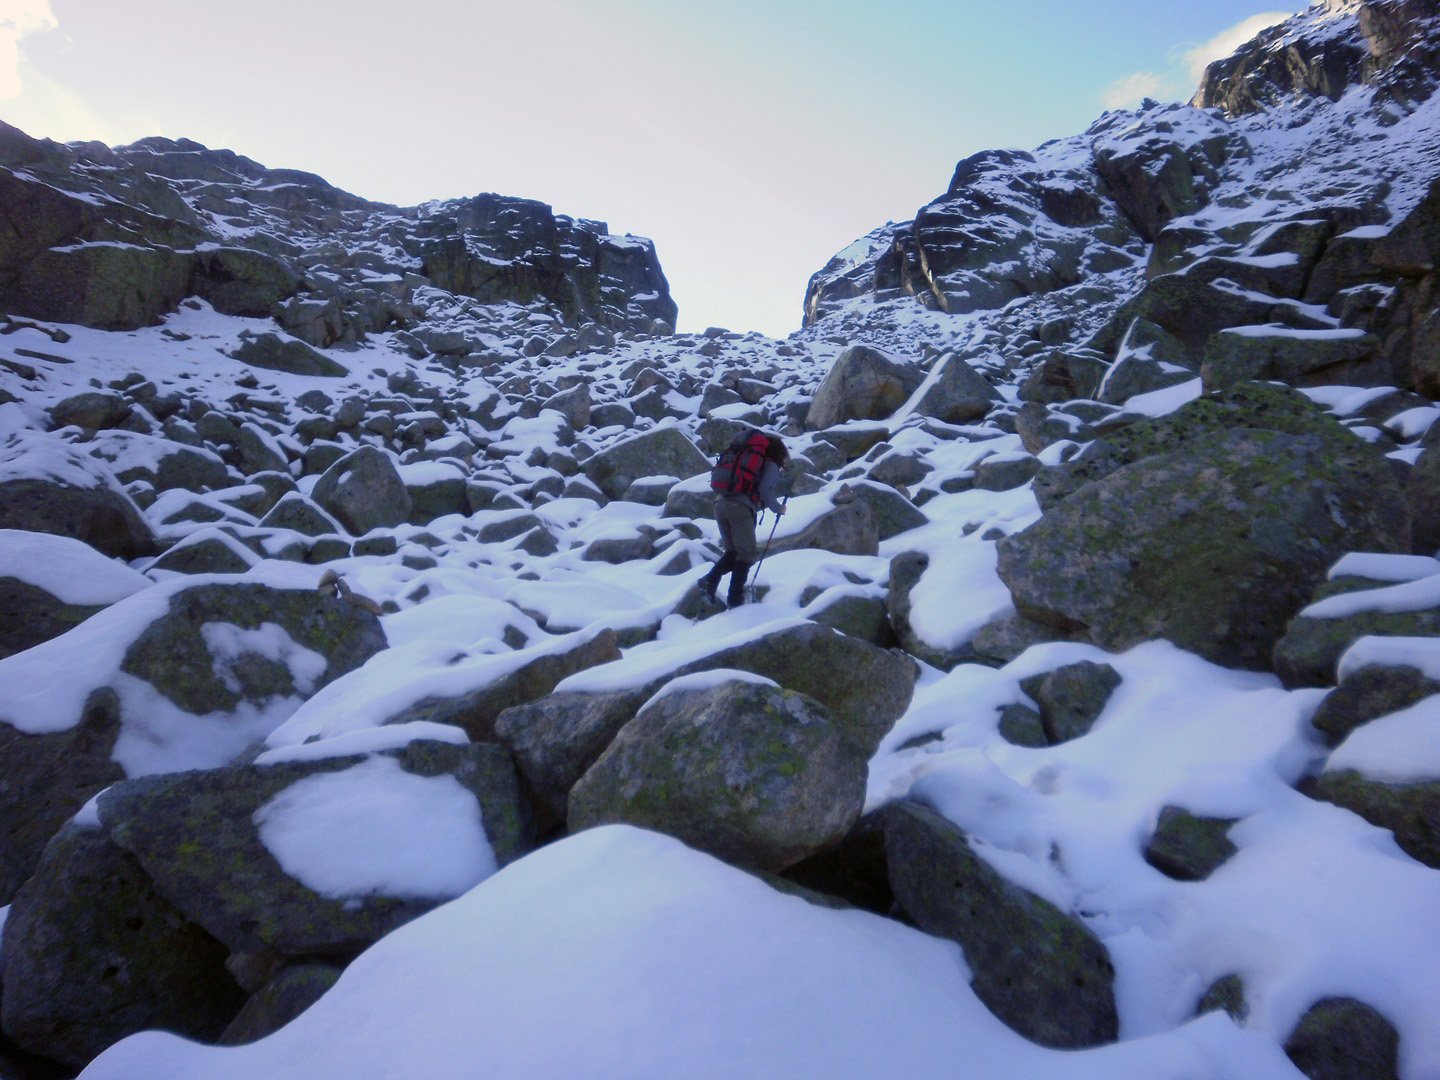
[800,0,1440,377]
[1,2,1440,1079]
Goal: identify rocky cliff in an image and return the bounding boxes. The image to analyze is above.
[0,125,677,343]
[803,0,1440,399]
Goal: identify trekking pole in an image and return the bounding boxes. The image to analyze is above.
[747,495,787,604]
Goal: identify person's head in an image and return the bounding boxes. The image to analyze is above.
[766,434,790,467]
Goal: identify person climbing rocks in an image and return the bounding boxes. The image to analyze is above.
[699,429,789,608]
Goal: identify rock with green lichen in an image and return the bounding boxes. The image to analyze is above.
[0,823,243,1069]
[1309,770,1440,869]
[568,679,867,873]
[1283,996,1400,1080]
[0,581,387,906]
[218,963,342,1046]
[1019,660,1122,744]
[1310,666,1440,745]
[1274,576,1440,687]
[1196,974,1249,1022]
[881,801,1117,1048]
[999,425,1407,671]
[1032,382,1369,511]
[1143,806,1239,880]
[95,741,532,957]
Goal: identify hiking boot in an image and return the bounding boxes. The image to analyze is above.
[726,561,751,609]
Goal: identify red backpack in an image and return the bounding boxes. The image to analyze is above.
[710,430,771,501]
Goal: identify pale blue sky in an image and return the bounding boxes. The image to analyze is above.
[2,1,1294,336]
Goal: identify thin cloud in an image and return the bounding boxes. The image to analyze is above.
[1182,11,1295,84]
[0,0,57,99]
[1101,71,1171,111]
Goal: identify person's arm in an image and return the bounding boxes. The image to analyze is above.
[757,461,785,514]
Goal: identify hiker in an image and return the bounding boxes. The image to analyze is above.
[700,429,790,608]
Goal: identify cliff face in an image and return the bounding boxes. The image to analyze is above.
[1191,0,1440,115]
[0,125,676,343]
[801,0,1440,394]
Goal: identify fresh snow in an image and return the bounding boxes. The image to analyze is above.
[1325,694,1440,783]
[253,755,496,900]
[79,827,1304,1080]
[0,528,150,606]
[1301,573,1440,618]
[1337,635,1440,683]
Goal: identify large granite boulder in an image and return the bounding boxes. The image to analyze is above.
[0,434,155,558]
[2,242,195,330]
[582,425,709,501]
[311,446,413,534]
[805,345,924,430]
[882,801,1117,1048]
[95,741,532,957]
[1004,388,1407,671]
[0,824,243,1069]
[908,352,999,423]
[0,529,150,659]
[1032,382,1352,510]
[231,333,347,377]
[192,247,302,317]
[0,580,387,903]
[568,678,867,872]
[1001,426,1405,670]
[497,622,918,819]
[1201,326,1384,390]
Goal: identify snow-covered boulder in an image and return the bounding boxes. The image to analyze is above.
[496,621,918,820]
[379,627,622,742]
[0,822,242,1069]
[1273,559,1440,687]
[805,345,923,430]
[88,429,231,493]
[47,390,131,431]
[767,496,878,557]
[258,491,344,537]
[1309,680,1440,870]
[230,332,347,377]
[83,826,1255,1080]
[0,529,150,658]
[882,801,1118,1048]
[907,351,999,422]
[569,677,867,872]
[0,431,155,558]
[0,577,387,902]
[311,445,413,534]
[95,740,532,957]
[581,425,709,501]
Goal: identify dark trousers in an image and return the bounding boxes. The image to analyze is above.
[703,496,757,605]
